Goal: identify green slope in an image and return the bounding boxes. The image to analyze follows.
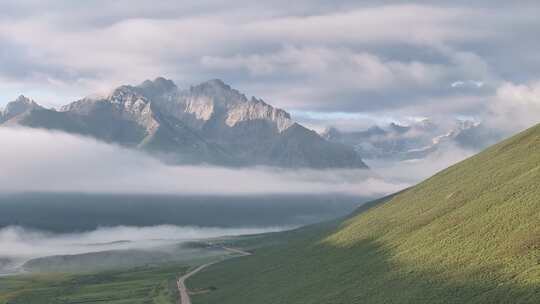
[189,124,540,304]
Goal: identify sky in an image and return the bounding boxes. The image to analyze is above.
[1,1,540,132]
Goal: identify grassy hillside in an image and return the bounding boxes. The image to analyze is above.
[189,124,540,304]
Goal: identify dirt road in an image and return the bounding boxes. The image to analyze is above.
[177,262,217,304]
[222,246,252,256]
[177,246,251,304]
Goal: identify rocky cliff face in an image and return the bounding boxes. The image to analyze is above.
[1,78,367,169]
[60,84,232,164]
[139,78,294,134]
[61,86,160,137]
[195,79,293,132]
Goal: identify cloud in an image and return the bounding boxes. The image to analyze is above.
[202,46,446,88]
[2,1,538,117]
[0,225,287,260]
[0,126,480,201]
[201,45,498,114]
[0,127,406,197]
[484,81,540,133]
[0,224,289,273]
[0,1,538,167]
[450,80,485,88]
[366,143,477,184]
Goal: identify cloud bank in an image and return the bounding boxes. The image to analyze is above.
[0,224,291,275]
[0,225,286,261]
[0,126,480,197]
[1,1,539,123]
[0,127,408,196]
[484,81,540,134]
[366,143,477,185]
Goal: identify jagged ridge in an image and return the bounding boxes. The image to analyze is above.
[1,78,367,169]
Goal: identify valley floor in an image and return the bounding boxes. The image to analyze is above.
[0,241,257,304]
[0,264,185,304]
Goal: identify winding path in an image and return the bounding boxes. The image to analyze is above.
[177,246,252,304]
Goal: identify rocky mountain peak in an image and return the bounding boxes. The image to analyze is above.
[59,85,155,130]
[186,79,246,107]
[137,77,178,100]
[8,95,39,108]
[107,86,154,121]
[0,78,368,169]
[139,77,177,90]
[2,95,43,121]
[321,126,342,140]
[200,78,229,90]
[14,95,33,103]
[109,86,149,104]
[224,96,293,131]
[176,79,293,132]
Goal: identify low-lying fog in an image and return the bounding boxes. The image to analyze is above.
[0,127,404,196]
[0,225,288,275]
[0,127,475,195]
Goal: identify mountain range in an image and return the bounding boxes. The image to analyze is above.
[322,118,503,160]
[0,78,367,169]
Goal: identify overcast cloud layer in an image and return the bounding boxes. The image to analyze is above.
[1,1,540,134]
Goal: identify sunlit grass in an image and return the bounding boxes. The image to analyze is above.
[189,124,540,304]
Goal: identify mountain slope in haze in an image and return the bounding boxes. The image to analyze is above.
[61,85,232,164]
[2,89,229,164]
[266,123,367,168]
[322,119,503,161]
[189,123,540,304]
[0,95,43,123]
[0,78,367,168]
